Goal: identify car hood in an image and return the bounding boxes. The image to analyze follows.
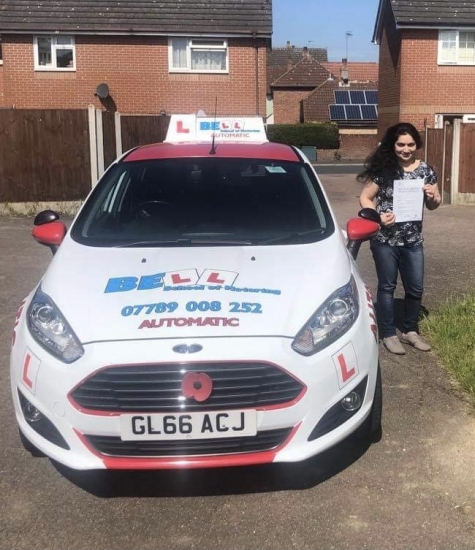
[39,235,353,342]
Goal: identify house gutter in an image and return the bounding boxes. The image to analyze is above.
[253,32,259,116]
[0,30,272,38]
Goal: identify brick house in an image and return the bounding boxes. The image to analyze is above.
[0,0,271,116]
[266,42,328,123]
[373,0,475,138]
[270,51,333,124]
[302,75,379,162]
[267,42,378,125]
[267,43,379,160]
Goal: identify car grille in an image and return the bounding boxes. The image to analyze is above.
[70,362,304,413]
[85,428,292,457]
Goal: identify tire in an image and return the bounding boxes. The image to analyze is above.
[355,364,383,442]
[19,429,45,457]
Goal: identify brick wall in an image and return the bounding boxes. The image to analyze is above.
[1,35,268,116]
[317,132,378,162]
[379,13,475,139]
[273,89,312,123]
[400,29,475,129]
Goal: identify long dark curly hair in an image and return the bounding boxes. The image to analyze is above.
[357,122,423,184]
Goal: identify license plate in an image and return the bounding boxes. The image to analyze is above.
[120,410,257,441]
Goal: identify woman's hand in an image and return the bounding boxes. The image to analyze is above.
[380,211,396,227]
[423,183,441,209]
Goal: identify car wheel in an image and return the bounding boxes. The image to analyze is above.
[19,429,45,457]
[355,364,382,443]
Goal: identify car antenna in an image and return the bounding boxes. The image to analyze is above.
[209,97,218,155]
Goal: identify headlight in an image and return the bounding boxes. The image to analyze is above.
[292,276,359,356]
[27,287,84,363]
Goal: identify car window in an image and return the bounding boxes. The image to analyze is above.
[71,157,335,247]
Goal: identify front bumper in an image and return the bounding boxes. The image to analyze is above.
[11,311,379,470]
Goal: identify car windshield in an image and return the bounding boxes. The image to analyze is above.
[71,157,335,247]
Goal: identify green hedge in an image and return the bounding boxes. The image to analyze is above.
[266,123,340,149]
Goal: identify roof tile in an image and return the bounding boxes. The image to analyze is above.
[0,0,272,36]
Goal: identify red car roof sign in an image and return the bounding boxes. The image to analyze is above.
[165,114,268,144]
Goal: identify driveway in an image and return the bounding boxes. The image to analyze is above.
[1,172,475,550]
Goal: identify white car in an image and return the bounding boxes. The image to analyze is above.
[10,115,381,471]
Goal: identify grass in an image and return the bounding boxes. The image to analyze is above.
[420,293,475,404]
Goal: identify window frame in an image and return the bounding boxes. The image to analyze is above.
[168,37,229,74]
[33,35,76,71]
[438,29,475,65]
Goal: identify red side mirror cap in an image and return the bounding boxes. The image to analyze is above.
[32,221,67,247]
[347,218,380,241]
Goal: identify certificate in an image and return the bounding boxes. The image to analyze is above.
[392,178,425,222]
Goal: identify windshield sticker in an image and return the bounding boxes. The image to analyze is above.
[105,268,281,296]
[265,166,287,174]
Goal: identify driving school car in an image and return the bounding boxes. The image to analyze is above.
[10,114,382,471]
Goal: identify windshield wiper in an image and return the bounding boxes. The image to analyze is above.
[256,228,327,245]
[113,238,193,248]
[114,236,253,247]
[179,232,253,245]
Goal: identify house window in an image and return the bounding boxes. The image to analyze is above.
[169,38,228,73]
[34,36,75,70]
[439,30,475,64]
[0,35,3,65]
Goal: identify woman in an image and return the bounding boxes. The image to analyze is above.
[357,122,441,355]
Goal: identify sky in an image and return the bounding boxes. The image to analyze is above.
[272,0,380,62]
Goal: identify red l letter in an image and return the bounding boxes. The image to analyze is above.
[176,121,190,133]
[338,353,355,383]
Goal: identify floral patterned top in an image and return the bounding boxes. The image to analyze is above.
[372,161,438,247]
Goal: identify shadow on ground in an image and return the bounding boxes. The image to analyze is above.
[52,433,377,498]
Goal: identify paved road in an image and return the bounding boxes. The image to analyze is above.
[1,172,475,550]
[314,162,364,175]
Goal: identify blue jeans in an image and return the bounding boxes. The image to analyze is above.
[370,241,424,338]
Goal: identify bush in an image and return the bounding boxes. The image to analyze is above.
[266,123,340,149]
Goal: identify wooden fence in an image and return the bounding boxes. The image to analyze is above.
[425,120,475,205]
[0,109,91,202]
[0,108,170,206]
[1,109,475,207]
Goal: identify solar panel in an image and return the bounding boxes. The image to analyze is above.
[330,102,378,122]
[364,90,378,104]
[345,105,362,120]
[361,104,378,120]
[349,90,366,104]
[329,104,346,120]
[334,90,350,104]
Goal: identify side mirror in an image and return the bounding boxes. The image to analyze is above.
[34,209,60,226]
[358,207,381,224]
[346,216,380,260]
[32,212,67,255]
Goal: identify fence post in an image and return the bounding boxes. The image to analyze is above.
[95,109,105,178]
[424,126,428,163]
[451,119,461,205]
[441,122,447,205]
[88,105,98,187]
[115,112,122,159]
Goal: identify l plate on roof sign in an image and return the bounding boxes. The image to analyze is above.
[165,114,268,143]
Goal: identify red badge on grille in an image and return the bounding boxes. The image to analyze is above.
[181,372,213,402]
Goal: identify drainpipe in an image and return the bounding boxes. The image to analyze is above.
[253,32,259,115]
